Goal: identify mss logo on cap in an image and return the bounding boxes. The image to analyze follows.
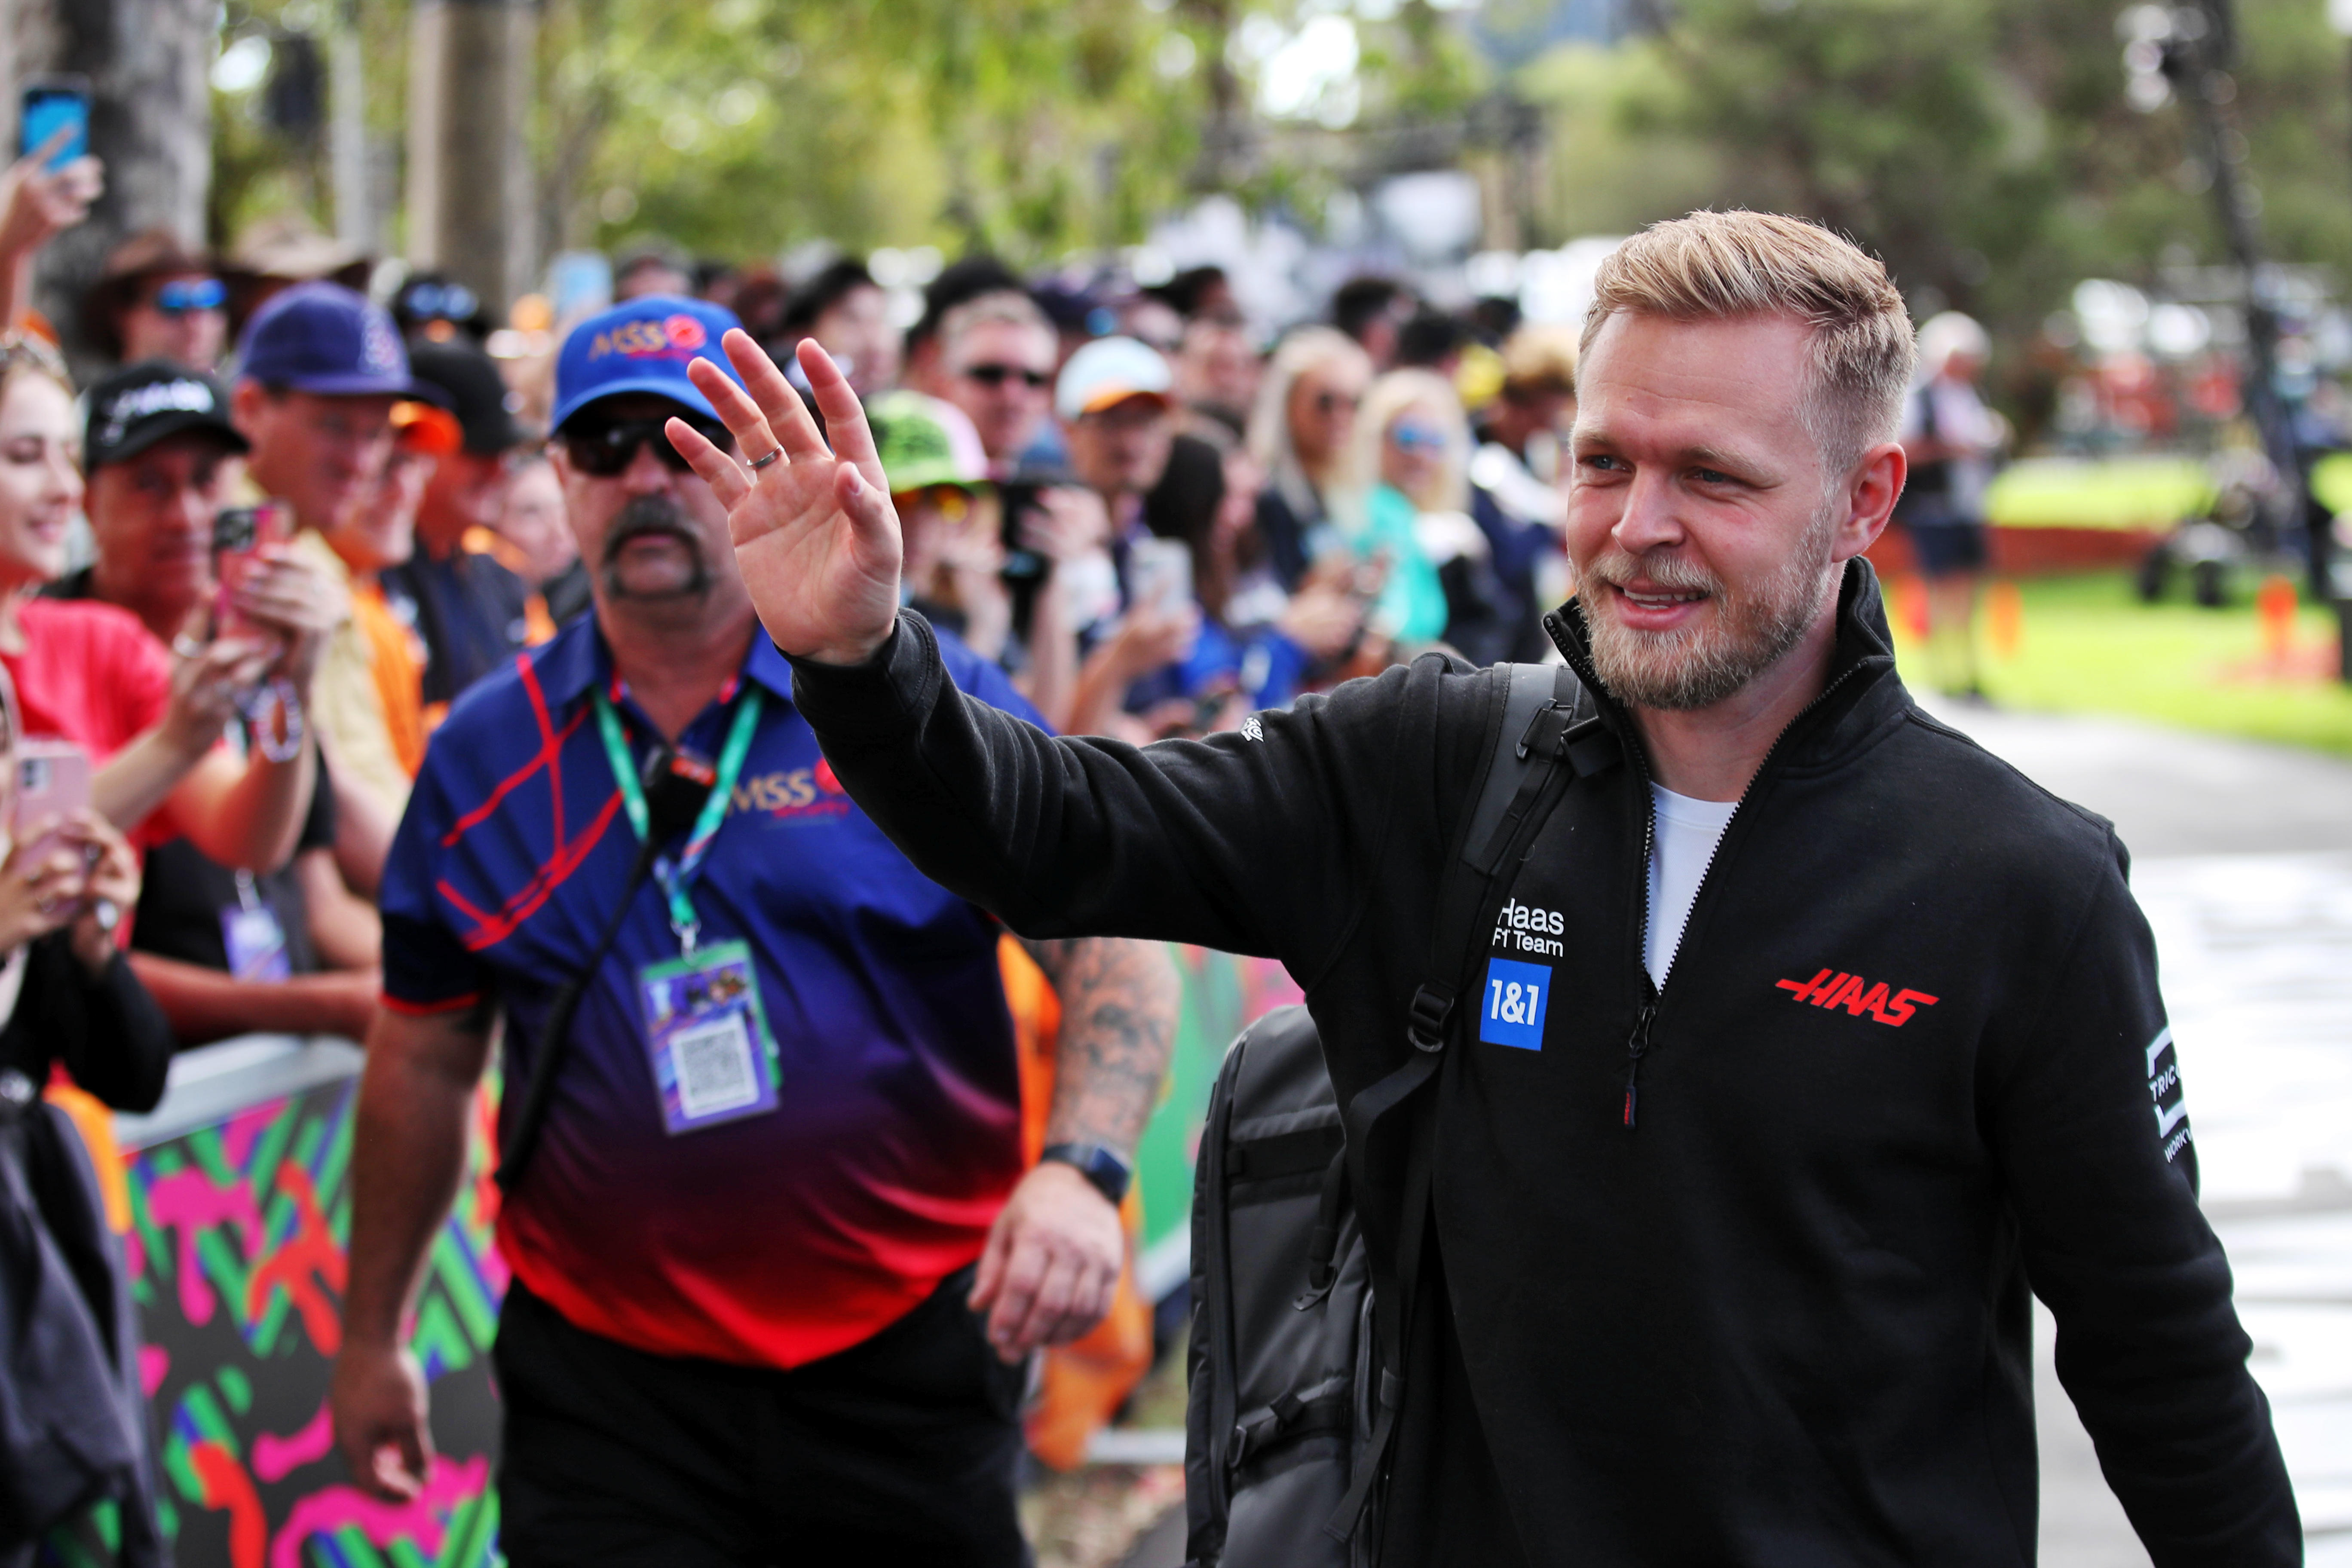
[588,313,710,363]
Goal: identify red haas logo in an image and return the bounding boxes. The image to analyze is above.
[663,313,707,350]
[1776,968,1938,1027]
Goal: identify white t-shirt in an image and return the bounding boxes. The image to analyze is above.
[1646,784,1739,989]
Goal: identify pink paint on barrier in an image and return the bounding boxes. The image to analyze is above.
[217,1099,285,1169]
[138,1344,168,1398]
[253,1400,335,1483]
[144,1168,264,1324]
[266,1453,490,1568]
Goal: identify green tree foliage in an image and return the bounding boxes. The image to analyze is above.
[1524,0,2352,345]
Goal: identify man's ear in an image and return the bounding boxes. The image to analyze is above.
[1831,441,1906,564]
[229,379,267,442]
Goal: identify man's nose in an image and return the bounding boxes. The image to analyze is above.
[620,440,674,493]
[174,485,213,543]
[1611,468,1688,556]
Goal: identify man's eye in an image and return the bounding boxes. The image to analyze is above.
[1580,454,1620,472]
[1693,468,1732,485]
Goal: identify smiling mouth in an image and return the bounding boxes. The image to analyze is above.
[1617,585,1709,608]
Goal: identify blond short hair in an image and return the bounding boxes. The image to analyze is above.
[939,290,1054,371]
[1581,211,1914,475]
[1499,325,1580,402]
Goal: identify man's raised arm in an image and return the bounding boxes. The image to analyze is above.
[672,333,1434,970]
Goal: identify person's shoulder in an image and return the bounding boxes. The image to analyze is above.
[19,595,162,661]
[432,614,594,750]
[1890,704,2119,864]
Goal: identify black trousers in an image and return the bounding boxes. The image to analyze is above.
[494,1268,1028,1567]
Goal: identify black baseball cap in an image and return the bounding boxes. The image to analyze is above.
[407,340,525,455]
[84,360,249,471]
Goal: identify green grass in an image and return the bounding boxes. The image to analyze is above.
[1883,570,2352,758]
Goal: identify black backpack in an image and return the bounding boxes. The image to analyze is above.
[1182,659,1620,1567]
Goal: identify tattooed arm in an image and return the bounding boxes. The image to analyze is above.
[968,936,1180,1360]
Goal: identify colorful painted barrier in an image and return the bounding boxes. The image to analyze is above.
[48,1038,505,1568]
[49,949,1284,1564]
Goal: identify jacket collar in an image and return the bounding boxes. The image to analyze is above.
[533,611,796,714]
[1546,555,1904,766]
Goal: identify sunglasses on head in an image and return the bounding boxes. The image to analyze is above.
[153,278,226,315]
[403,281,480,322]
[561,415,732,478]
[962,363,1051,390]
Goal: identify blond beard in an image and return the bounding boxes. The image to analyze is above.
[1580,507,1839,711]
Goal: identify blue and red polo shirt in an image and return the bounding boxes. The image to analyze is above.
[380,615,1046,1368]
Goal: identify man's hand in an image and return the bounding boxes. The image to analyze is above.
[329,1340,434,1502]
[668,333,904,666]
[232,546,349,698]
[161,638,273,757]
[968,1161,1124,1363]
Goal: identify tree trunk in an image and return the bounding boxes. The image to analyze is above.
[23,0,213,375]
[407,0,536,322]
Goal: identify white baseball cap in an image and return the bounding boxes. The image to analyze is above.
[1054,335,1175,423]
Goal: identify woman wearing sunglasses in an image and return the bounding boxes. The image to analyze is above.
[1334,368,1485,647]
[82,230,226,372]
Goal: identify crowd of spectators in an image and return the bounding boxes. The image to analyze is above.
[0,150,1589,1063]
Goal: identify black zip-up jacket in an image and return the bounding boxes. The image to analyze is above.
[789,560,2298,1565]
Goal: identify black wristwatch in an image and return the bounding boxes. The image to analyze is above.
[1039,1142,1133,1206]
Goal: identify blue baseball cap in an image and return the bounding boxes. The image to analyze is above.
[550,294,746,433]
[235,280,444,401]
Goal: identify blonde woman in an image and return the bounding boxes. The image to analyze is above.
[1244,326,1372,588]
[0,337,334,872]
[1336,368,1485,646]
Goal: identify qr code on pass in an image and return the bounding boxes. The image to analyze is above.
[672,1015,759,1117]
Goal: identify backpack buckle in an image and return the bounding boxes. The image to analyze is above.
[1405,986,1452,1054]
[1514,699,1573,761]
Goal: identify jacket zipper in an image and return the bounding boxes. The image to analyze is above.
[1557,623,1874,1130]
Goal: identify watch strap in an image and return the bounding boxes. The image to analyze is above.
[1039,1141,1132,1205]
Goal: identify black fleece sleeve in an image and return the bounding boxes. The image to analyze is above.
[49,940,176,1114]
[1987,846,2298,1564]
[790,610,1425,983]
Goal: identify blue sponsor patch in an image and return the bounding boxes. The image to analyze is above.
[1478,957,1553,1050]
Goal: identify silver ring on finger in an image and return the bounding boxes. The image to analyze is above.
[746,447,784,472]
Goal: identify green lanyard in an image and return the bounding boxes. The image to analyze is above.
[591,683,764,953]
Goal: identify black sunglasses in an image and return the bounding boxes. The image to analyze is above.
[562,416,732,478]
[962,363,1051,390]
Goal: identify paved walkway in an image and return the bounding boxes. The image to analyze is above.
[1918,698,2352,1565]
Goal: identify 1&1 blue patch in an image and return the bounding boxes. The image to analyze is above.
[1479,957,1553,1050]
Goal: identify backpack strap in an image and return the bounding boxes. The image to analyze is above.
[1325,661,1615,1542]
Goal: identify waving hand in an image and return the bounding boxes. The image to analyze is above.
[670,334,905,665]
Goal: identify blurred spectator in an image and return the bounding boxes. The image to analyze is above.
[1469,294,1523,344]
[1150,264,1236,323]
[80,230,226,371]
[729,266,793,355]
[1054,337,1203,737]
[56,361,378,1045]
[936,290,1060,476]
[1898,310,2003,699]
[233,283,442,874]
[0,341,325,882]
[613,238,693,302]
[382,340,546,720]
[1341,368,1487,648]
[782,259,901,397]
[221,214,370,340]
[1246,326,1372,589]
[1332,275,1412,369]
[1173,313,1259,439]
[1467,325,1579,662]
[389,271,490,345]
[872,390,1014,661]
[1115,293,1185,358]
[499,452,591,627]
[1394,309,1469,380]
[903,254,1024,390]
[1031,276,1106,366]
[0,659,173,1564]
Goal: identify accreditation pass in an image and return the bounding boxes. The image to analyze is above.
[637,939,781,1133]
